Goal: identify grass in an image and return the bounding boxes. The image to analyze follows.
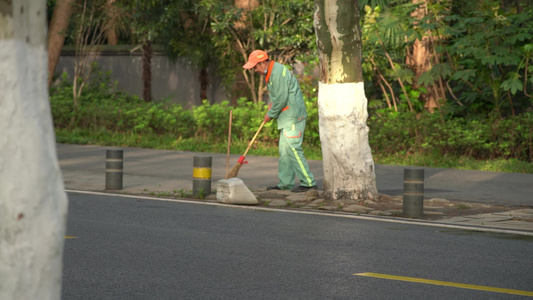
[55,128,533,174]
[373,152,533,174]
[455,204,472,210]
[144,188,193,198]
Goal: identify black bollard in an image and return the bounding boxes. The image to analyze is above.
[105,149,123,190]
[403,168,424,218]
[193,156,212,198]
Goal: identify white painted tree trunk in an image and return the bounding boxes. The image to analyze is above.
[318,82,378,200]
[314,0,378,200]
[0,1,68,299]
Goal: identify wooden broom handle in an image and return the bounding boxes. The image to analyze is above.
[225,110,232,179]
[242,120,265,157]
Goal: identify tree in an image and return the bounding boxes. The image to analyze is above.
[47,0,75,87]
[128,0,175,103]
[0,0,68,298]
[314,0,379,200]
[202,0,316,103]
[104,0,119,45]
[408,0,439,111]
[442,0,533,117]
[72,0,113,107]
[399,0,451,112]
[166,0,217,102]
[362,3,418,112]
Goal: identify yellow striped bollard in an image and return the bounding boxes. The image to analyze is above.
[193,156,212,198]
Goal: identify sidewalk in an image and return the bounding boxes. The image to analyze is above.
[57,143,533,235]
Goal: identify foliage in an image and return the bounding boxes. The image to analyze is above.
[50,73,532,172]
[50,72,195,137]
[361,0,533,118]
[198,0,316,102]
[368,110,533,162]
[443,2,533,117]
[71,0,115,107]
[124,0,174,44]
[164,1,214,69]
[362,2,418,112]
[47,0,533,118]
[46,0,533,174]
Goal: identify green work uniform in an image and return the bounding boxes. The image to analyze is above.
[266,62,316,190]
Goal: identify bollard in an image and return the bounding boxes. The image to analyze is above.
[403,168,424,218]
[193,156,212,198]
[105,149,123,190]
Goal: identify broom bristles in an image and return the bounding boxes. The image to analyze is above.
[227,162,242,178]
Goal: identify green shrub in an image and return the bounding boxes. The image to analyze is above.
[368,111,533,162]
[50,72,195,138]
[49,70,532,169]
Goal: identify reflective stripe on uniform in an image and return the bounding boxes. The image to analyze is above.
[291,147,313,186]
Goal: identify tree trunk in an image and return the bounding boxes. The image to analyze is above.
[142,42,152,102]
[199,68,208,102]
[106,29,118,45]
[235,0,262,103]
[407,0,441,111]
[235,0,259,10]
[105,0,119,45]
[47,0,75,86]
[0,1,68,299]
[314,0,378,200]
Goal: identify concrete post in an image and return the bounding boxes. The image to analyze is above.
[403,168,424,218]
[105,149,123,190]
[193,156,212,198]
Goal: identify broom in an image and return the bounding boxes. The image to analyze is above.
[225,110,233,179]
[227,120,266,178]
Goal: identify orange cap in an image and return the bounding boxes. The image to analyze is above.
[243,50,269,69]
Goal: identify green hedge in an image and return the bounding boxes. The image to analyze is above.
[50,76,532,163]
[368,111,533,162]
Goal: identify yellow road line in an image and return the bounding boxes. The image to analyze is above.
[65,236,77,239]
[354,272,533,297]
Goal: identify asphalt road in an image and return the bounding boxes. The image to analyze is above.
[62,192,533,299]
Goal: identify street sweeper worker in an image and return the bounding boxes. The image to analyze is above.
[243,49,317,193]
